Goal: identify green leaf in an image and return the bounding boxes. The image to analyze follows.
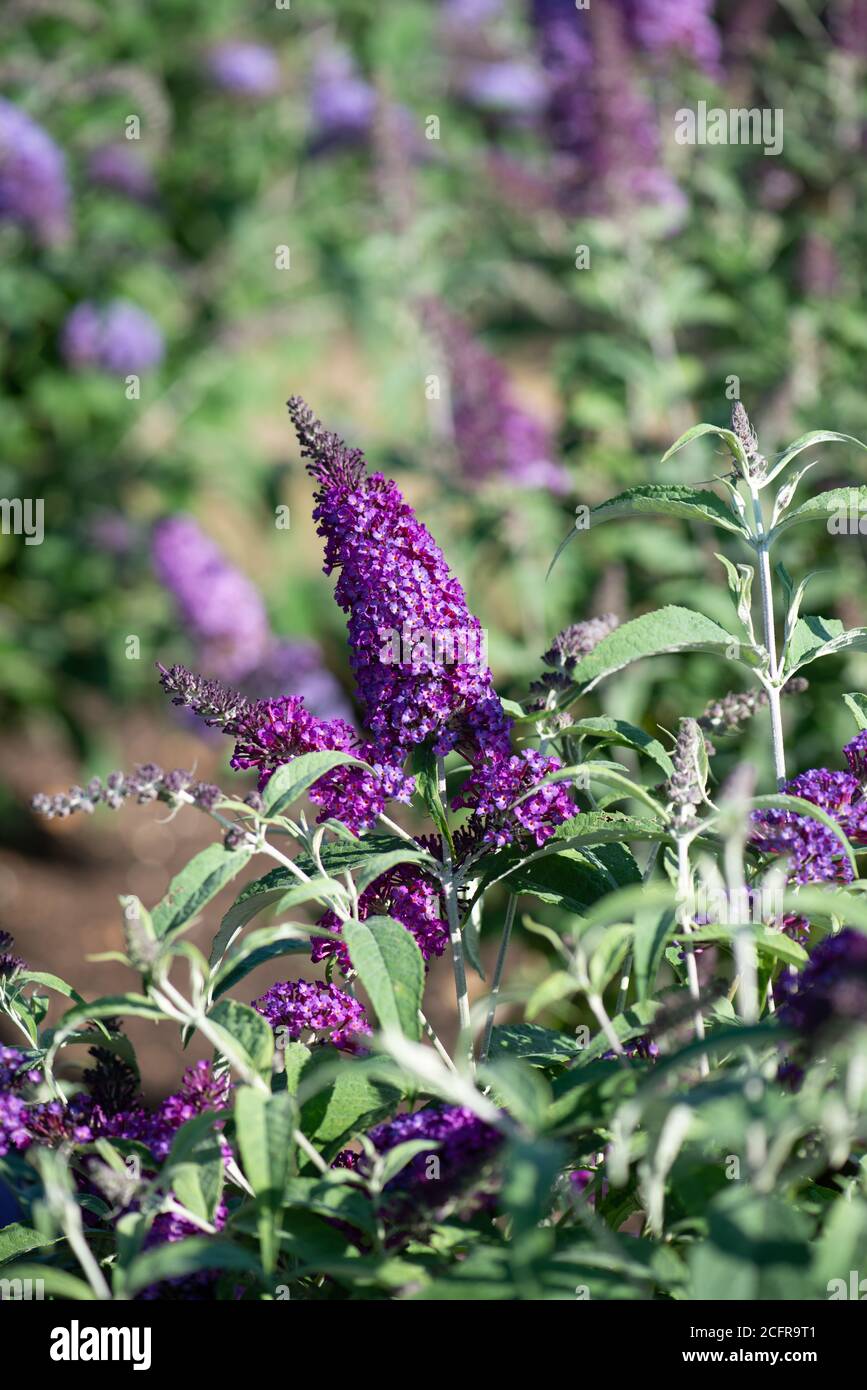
[843,692,867,731]
[633,906,676,1003]
[568,606,753,694]
[688,1189,813,1300]
[210,924,319,1001]
[589,484,747,534]
[299,1060,401,1160]
[588,923,633,993]
[677,923,808,967]
[0,1224,55,1265]
[769,433,867,494]
[568,718,674,774]
[409,743,452,846]
[152,843,253,939]
[13,971,83,1003]
[487,1022,583,1066]
[209,874,346,965]
[124,1239,260,1297]
[554,810,667,848]
[53,994,167,1041]
[660,421,748,468]
[235,1087,296,1273]
[262,751,364,817]
[207,999,274,1079]
[783,615,867,675]
[164,1113,225,1223]
[494,844,641,916]
[344,916,424,1039]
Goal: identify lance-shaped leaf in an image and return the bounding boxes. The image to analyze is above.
[568,717,674,775]
[261,750,365,818]
[773,484,867,538]
[590,484,748,534]
[235,1087,295,1274]
[765,430,867,487]
[207,999,274,1079]
[344,916,424,1040]
[843,692,867,732]
[210,924,325,1001]
[566,606,755,694]
[163,1112,225,1223]
[152,843,253,939]
[783,615,867,676]
[210,873,346,967]
[660,421,749,469]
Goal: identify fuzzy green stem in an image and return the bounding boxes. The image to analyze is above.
[480,894,517,1064]
[749,485,786,788]
[437,755,473,1069]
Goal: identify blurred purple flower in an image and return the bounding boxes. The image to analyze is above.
[530,1,686,224]
[206,42,281,97]
[62,300,164,375]
[309,47,377,153]
[421,298,570,495]
[778,928,867,1040]
[623,0,722,75]
[0,98,70,244]
[86,143,156,202]
[337,1104,503,1226]
[460,60,549,115]
[153,516,271,683]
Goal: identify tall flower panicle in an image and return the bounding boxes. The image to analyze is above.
[253,979,370,1052]
[288,395,575,847]
[288,394,509,761]
[530,1,685,223]
[32,762,222,820]
[0,98,70,243]
[420,299,570,495]
[61,300,164,375]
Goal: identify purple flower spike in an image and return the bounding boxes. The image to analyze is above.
[420,299,571,496]
[253,979,371,1052]
[0,98,70,244]
[62,300,164,375]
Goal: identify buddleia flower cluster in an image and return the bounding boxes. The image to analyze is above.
[335,1104,504,1231]
[751,732,867,884]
